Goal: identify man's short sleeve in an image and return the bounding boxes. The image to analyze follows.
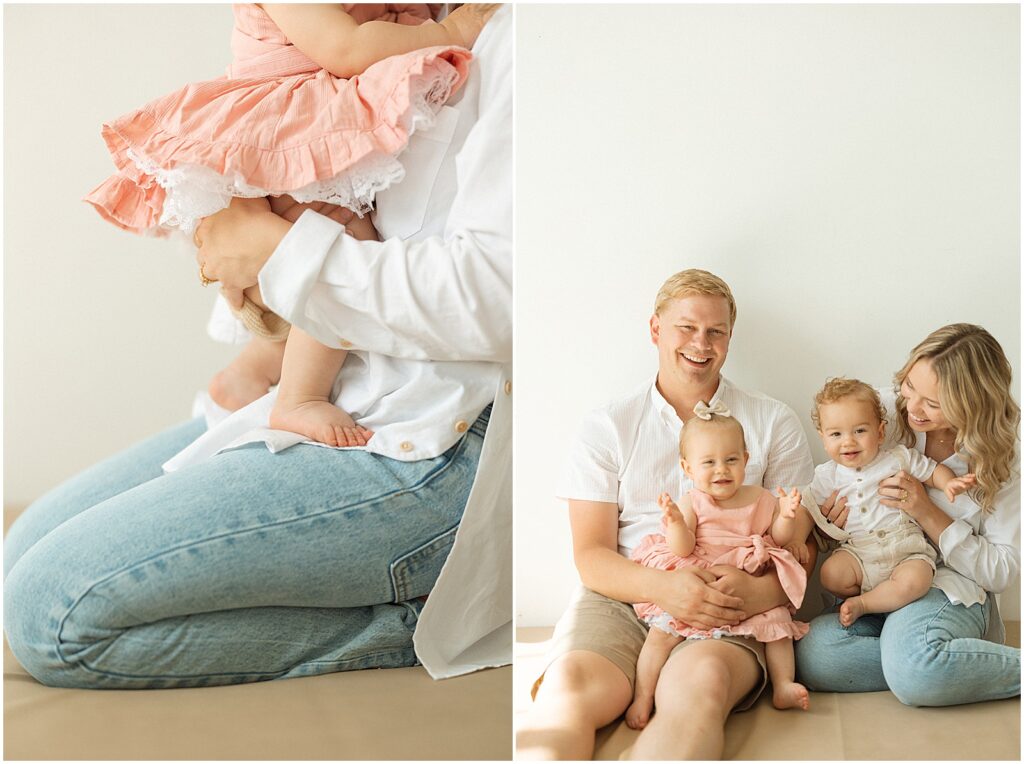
[761,402,815,489]
[556,409,621,504]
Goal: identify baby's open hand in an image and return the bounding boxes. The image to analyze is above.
[784,541,810,565]
[658,492,696,530]
[776,487,802,520]
[944,473,976,502]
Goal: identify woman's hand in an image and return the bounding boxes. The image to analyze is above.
[819,489,850,529]
[878,470,930,519]
[441,3,500,48]
[654,567,746,631]
[194,197,292,308]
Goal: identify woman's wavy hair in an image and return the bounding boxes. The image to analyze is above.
[893,324,1020,512]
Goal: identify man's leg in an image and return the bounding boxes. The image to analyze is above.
[518,650,633,760]
[628,640,761,761]
[4,413,486,688]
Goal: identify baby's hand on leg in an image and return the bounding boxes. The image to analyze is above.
[783,541,810,565]
[944,473,976,502]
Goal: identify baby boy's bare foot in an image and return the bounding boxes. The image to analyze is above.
[839,596,866,627]
[772,681,810,711]
[209,366,275,412]
[624,697,654,730]
[270,398,373,447]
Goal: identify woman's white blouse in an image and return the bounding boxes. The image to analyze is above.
[879,388,1021,610]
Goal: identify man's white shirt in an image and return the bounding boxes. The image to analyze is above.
[558,375,814,556]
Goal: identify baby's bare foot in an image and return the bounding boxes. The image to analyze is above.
[624,697,654,730]
[772,681,810,711]
[209,366,275,412]
[839,596,866,627]
[270,398,373,447]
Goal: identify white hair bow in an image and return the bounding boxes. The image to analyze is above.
[693,400,732,420]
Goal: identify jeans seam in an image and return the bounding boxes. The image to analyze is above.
[389,523,461,601]
[53,433,473,679]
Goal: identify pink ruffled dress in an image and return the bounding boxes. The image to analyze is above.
[632,488,809,643]
[84,3,472,236]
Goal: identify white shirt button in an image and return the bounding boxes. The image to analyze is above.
[454,420,469,433]
[400,441,413,452]
[504,380,512,396]
[338,338,353,349]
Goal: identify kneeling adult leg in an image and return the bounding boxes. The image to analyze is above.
[628,640,761,760]
[4,424,483,689]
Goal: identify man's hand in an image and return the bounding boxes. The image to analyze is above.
[653,567,746,631]
[441,3,500,48]
[707,564,789,617]
[194,197,292,304]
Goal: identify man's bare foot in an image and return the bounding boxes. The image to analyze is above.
[624,696,654,730]
[839,596,866,627]
[772,681,810,711]
[270,398,373,447]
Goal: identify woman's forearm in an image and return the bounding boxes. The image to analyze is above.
[914,499,955,545]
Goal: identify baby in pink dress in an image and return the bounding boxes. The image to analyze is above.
[84,3,495,447]
[626,406,814,729]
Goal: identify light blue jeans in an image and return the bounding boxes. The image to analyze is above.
[4,408,488,689]
[795,587,1021,706]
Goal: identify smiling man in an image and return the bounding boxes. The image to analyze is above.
[517,269,815,760]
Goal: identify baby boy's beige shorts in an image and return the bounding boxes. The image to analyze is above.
[530,586,768,712]
[839,523,937,592]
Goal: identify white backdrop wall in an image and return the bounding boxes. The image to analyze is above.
[515,4,1020,625]
[4,5,237,506]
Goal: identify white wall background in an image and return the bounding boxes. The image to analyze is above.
[516,4,1020,625]
[4,5,238,506]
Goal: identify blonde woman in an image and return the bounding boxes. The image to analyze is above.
[796,324,1021,705]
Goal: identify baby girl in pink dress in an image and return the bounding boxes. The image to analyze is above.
[626,405,814,729]
[84,3,496,447]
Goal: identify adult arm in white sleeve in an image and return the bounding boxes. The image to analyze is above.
[938,470,1021,593]
[258,19,512,364]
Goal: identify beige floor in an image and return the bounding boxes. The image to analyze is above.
[515,625,1021,760]
[4,508,511,760]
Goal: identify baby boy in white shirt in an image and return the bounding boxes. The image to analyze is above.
[808,378,975,627]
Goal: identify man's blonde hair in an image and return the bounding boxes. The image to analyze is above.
[654,269,737,329]
[811,377,886,430]
[893,324,1020,513]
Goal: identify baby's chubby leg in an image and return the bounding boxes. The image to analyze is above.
[766,638,809,711]
[269,328,373,447]
[208,336,286,412]
[841,558,933,627]
[821,549,863,600]
[625,627,682,730]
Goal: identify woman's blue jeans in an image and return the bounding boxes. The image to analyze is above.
[795,588,1021,706]
[4,409,487,689]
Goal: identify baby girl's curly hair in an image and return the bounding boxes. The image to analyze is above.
[811,377,887,430]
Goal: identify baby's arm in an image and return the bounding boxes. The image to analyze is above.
[260,4,499,78]
[771,488,814,563]
[926,463,977,502]
[659,493,697,558]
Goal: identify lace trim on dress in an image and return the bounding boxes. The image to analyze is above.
[126,66,461,235]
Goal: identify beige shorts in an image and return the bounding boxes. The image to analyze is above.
[839,523,937,592]
[531,587,768,712]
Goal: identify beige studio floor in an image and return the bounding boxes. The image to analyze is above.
[515,625,1021,760]
[3,508,511,760]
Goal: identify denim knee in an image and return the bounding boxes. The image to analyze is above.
[3,556,75,687]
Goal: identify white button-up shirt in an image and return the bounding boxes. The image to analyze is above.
[167,5,512,678]
[558,376,814,556]
[809,446,936,535]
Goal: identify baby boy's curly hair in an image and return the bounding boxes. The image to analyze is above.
[811,377,887,430]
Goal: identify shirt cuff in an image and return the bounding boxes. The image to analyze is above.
[938,517,974,558]
[259,209,344,339]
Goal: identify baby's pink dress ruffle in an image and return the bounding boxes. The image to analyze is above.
[632,489,809,643]
[84,4,471,236]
